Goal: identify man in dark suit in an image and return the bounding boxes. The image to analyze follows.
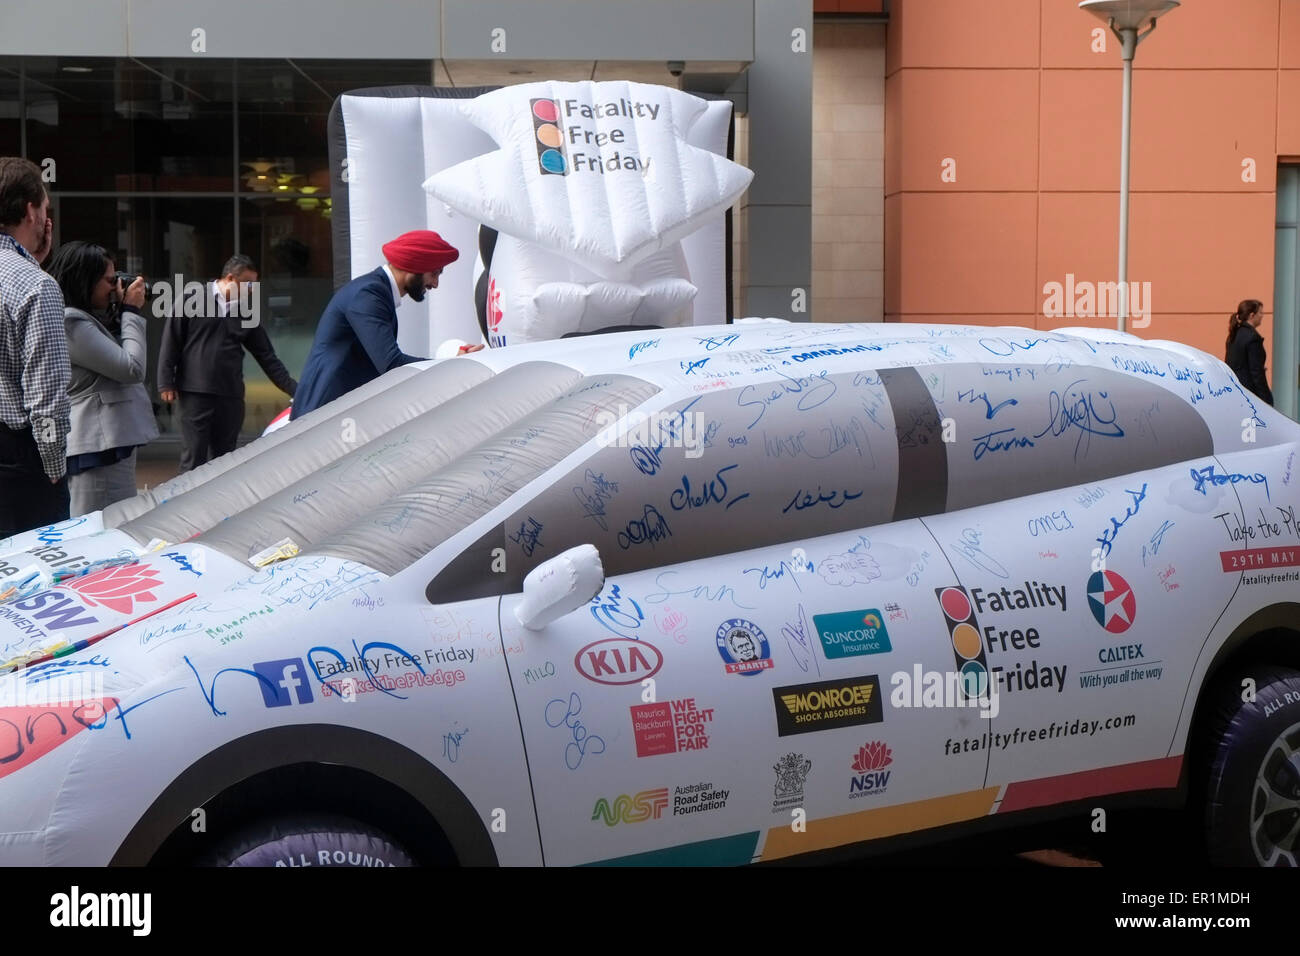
[158,254,297,471]
[291,230,473,420]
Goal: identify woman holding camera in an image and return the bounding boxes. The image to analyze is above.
[46,241,158,514]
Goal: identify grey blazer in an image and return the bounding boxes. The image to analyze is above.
[64,306,160,457]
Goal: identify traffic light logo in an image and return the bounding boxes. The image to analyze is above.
[530,99,567,175]
[936,586,988,699]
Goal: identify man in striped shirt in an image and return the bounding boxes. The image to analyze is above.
[0,157,69,536]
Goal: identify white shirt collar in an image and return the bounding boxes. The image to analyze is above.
[208,280,231,317]
[383,264,403,309]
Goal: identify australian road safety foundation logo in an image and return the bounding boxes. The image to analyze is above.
[591,787,669,826]
[773,676,883,736]
[772,752,812,813]
[849,740,893,799]
[813,608,891,659]
[716,618,773,676]
[530,98,567,175]
[1087,569,1136,634]
[935,585,989,699]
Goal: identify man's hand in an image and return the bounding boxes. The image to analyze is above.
[160,389,177,403]
[458,344,485,354]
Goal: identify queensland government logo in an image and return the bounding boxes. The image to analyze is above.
[716,618,773,676]
[773,753,812,813]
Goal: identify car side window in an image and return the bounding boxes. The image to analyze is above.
[427,366,900,602]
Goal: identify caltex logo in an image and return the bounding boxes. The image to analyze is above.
[1087,569,1136,634]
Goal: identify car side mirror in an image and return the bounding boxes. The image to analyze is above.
[514,544,605,631]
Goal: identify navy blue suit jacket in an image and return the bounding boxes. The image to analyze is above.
[291,267,423,419]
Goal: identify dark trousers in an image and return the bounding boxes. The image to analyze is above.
[178,392,244,473]
[0,422,69,537]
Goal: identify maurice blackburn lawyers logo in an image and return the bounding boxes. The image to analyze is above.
[773,675,883,736]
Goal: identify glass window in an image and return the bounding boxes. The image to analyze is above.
[428,368,900,602]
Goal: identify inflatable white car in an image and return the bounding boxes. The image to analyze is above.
[1,321,1297,866]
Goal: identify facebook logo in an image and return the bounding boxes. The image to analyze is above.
[252,658,314,707]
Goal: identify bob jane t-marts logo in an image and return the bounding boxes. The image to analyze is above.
[773,676,883,736]
[716,619,774,676]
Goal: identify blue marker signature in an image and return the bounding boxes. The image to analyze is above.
[1096,483,1149,557]
[544,693,606,771]
[442,725,468,763]
[1190,465,1270,501]
[780,604,818,675]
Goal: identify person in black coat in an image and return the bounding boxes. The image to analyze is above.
[1225,298,1273,406]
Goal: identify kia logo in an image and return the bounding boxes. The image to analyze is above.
[574,638,663,685]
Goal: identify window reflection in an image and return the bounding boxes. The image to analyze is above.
[8,55,430,446]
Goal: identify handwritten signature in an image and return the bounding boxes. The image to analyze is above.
[1096,483,1149,557]
[544,693,606,771]
[950,528,1009,578]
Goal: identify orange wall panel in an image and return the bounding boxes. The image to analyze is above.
[1042,0,1279,70]
[1280,71,1300,156]
[1284,0,1300,69]
[888,0,1040,71]
[894,192,1039,314]
[1038,192,1276,319]
[1040,70,1277,191]
[892,69,1039,191]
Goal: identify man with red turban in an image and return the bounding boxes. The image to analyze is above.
[291,230,479,420]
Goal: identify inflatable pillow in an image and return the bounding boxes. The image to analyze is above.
[483,233,695,347]
[424,80,753,278]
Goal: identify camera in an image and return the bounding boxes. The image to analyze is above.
[667,61,685,77]
[115,273,149,297]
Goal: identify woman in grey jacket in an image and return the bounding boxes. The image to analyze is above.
[46,241,159,515]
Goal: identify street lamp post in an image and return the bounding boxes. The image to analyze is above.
[1080,0,1179,333]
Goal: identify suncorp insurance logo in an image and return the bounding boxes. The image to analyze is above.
[530,98,567,175]
[814,608,891,659]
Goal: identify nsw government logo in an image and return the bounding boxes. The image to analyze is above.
[716,618,774,676]
[849,740,892,799]
[814,608,891,660]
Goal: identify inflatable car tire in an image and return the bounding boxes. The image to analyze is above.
[1203,665,1300,866]
[202,814,416,868]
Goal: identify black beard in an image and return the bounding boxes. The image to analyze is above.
[405,276,426,302]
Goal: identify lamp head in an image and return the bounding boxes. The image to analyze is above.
[1078,0,1179,30]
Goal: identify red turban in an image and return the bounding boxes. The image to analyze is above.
[382,230,459,273]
